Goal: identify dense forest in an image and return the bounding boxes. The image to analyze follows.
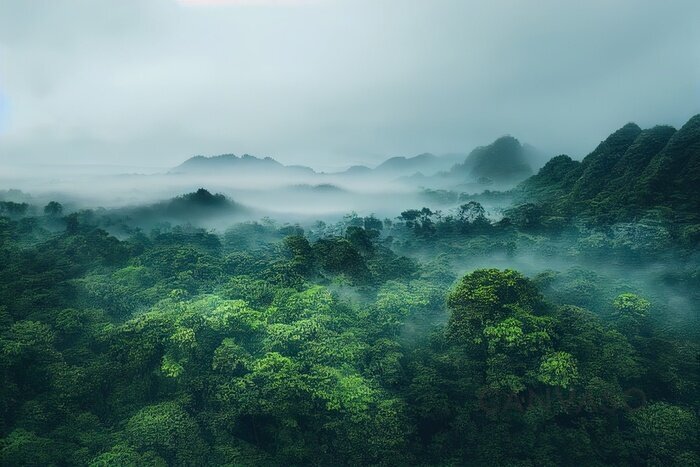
[1,116,699,466]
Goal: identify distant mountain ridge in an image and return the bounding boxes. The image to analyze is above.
[370,152,466,177]
[169,138,543,190]
[171,153,315,175]
[171,151,468,179]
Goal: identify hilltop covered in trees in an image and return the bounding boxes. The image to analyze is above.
[518,114,700,223]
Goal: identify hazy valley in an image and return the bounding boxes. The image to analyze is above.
[1,1,698,465]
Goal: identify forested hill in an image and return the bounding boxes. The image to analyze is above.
[518,114,700,221]
[1,117,699,466]
[117,188,250,225]
[450,135,535,184]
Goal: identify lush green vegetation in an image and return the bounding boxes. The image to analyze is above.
[517,115,700,224]
[1,116,699,465]
[0,210,697,465]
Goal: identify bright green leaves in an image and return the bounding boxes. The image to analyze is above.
[447,269,559,392]
[311,366,375,417]
[207,299,265,336]
[232,352,305,417]
[265,316,326,350]
[447,268,543,343]
[375,281,428,329]
[4,201,695,467]
[484,317,525,347]
[613,293,651,319]
[268,285,334,323]
[446,268,642,397]
[332,372,375,416]
[212,338,250,374]
[537,351,579,389]
[169,326,196,350]
[612,292,652,336]
[482,314,556,391]
[148,321,193,381]
[160,353,185,378]
[78,265,162,318]
[484,314,552,353]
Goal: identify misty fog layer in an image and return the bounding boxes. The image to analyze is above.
[1,0,699,169]
[0,136,529,219]
[1,2,699,465]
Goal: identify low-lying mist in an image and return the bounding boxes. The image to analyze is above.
[0,164,515,226]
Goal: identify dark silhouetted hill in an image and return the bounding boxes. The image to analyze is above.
[451,136,534,183]
[116,188,250,225]
[171,154,315,176]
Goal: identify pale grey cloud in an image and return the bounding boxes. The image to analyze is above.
[0,0,698,170]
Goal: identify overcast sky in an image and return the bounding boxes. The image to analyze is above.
[0,0,698,170]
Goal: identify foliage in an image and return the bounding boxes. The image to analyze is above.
[1,145,699,465]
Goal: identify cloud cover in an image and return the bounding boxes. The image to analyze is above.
[0,0,698,170]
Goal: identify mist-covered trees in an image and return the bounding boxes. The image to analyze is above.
[43,201,63,217]
[1,180,699,466]
[0,201,30,218]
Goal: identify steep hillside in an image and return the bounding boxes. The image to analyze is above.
[638,114,700,213]
[518,114,700,221]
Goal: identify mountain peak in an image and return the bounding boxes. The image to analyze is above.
[456,135,532,183]
[583,122,642,165]
[492,135,521,147]
[606,122,643,147]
